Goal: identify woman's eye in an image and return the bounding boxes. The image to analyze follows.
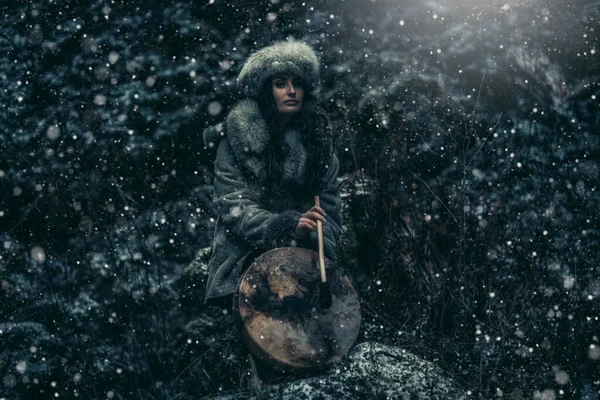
[275,81,285,88]
[293,81,303,87]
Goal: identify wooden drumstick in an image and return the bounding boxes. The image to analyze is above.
[315,196,332,308]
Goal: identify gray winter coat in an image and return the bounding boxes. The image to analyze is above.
[202,99,342,305]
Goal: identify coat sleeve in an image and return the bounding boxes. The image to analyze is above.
[297,153,342,262]
[213,138,301,250]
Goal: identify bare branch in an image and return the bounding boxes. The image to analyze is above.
[412,172,459,227]
[465,112,503,171]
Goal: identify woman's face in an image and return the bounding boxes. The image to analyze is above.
[271,74,304,117]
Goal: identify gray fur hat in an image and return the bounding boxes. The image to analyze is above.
[237,41,320,97]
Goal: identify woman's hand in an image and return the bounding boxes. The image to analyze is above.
[294,206,327,239]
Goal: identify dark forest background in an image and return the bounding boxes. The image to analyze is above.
[1,0,599,399]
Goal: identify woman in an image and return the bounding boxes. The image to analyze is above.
[202,41,342,308]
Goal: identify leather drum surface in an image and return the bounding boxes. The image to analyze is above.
[235,247,361,372]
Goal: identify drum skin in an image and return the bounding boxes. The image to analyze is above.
[234,247,361,373]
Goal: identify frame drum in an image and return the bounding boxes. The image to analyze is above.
[234,247,361,372]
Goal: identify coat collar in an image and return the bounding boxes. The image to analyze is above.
[203,99,308,184]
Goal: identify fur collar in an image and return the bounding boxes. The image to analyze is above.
[203,99,308,184]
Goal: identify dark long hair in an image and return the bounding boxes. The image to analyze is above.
[255,80,335,196]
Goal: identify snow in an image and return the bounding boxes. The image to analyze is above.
[0,0,598,398]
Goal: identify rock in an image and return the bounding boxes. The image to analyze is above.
[210,341,468,399]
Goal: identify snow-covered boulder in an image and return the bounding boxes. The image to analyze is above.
[212,341,468,399]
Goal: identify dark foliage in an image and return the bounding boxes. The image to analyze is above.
[1,0,598,399]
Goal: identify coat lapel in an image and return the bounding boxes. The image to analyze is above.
[225,99,270,176]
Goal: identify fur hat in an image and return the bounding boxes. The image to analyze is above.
[237,41,320,97]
